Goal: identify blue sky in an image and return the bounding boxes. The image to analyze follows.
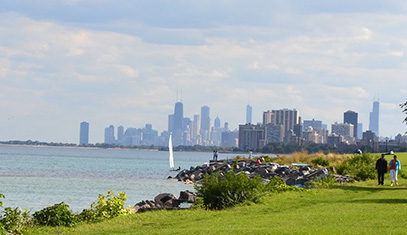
[1,1,406,143]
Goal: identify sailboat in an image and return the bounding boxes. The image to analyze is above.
[169,133,180,171]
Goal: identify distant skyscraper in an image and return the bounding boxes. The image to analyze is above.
[369,101,380,136]
[238,124,266,151]
[303,119,322,130]
[246,104,252,124]
[214,116,221,129]
[331,122,354,141]
[200,106,211,143]
[344,110,358,138]
[173,102,184,132]
[104,125,115,144]
[263,111,273,125]
[357,123,363,139]
[168,114,174,133]
[117,125,124,143]
[272,109,299,135]
[192,114,200,141]
[172,102,184,146]
[79,121,89,146]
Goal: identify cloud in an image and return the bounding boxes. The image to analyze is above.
[1,3,407,142]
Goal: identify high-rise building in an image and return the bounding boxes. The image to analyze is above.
[357,123,363,139]
[263,111,273,125]
[79,121,89,146]
[214,116,221,129]
[172,102,184,146]
[369,101,380,136]
[265,124,284,143]
[331,122,354,141]
[238,124,266,151]
[104,125,115,144]
[168,114,174,133]
[117,125,124,144]
[200,106,211,143]
[272,109,299,136]
[221,130,239,147]
[246,104,252,124]
[344,110,358,138]
[173,102,183,132]
[192,114,200,143]
[303,119,322,130]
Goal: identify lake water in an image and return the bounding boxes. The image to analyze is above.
[0,145,239,213]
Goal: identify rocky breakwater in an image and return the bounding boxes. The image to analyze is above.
[133,190,196,213]
[173,159,354,186]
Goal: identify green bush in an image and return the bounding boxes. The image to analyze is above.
[336,153,376,181]
[305,175,337,189]
[0,194,4,208]
[266,176,304,193]
[311,157,330,166]
[399,170,407,179]
[0,207,31,234]
[195,172,265,210]
[78,191,132,222]
[33,202,77,227]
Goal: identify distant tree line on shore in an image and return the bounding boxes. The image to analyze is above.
[3,140,406,154]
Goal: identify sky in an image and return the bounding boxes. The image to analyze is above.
[1,0,407,144]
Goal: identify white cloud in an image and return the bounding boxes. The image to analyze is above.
[1,5,407,142]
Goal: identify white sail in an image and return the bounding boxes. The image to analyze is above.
[169,133,174,169]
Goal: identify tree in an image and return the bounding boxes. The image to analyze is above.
[401,101,407,124]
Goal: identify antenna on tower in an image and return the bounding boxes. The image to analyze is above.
[176,89,179,102]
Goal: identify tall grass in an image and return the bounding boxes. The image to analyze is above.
[273,151,351,166]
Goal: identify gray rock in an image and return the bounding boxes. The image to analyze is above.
[154,193,177,207]
[179,190,196,203]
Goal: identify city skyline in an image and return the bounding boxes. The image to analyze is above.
[1,1,407,143]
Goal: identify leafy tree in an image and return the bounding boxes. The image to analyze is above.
[401,101,407,124]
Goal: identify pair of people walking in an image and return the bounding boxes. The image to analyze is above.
[376,154,401,186]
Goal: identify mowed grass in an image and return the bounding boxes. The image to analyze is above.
[26,153,407,235]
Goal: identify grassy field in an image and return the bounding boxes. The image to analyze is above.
[26,153,407,235]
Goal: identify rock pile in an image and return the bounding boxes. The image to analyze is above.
[173,160,354,186]
[133,190,196,213]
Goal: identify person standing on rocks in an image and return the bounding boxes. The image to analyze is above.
[213,150,218,161]
[376,153,387,185]
[388,155,401,186]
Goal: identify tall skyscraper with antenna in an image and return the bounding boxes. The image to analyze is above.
[246,104,252,124]
[172,101,184,146]
[369,100,380,136]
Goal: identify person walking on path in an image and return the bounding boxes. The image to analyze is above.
[388,155,401,186]
[376,153,387,185]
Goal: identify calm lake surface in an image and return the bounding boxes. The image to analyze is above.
[0,145,239,212]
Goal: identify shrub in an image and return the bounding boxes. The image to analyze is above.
[0,194,4,208]
[79,191,132,222]
[311,157,330,166]
[195,172,265,210]
[336,153,376,181]
[0,207,31,234]
[266,176,304,193]
[399,170,407,179]
[305,175,337,189]
[33,202,77,227]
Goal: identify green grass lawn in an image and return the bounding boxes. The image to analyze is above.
[26,152,407,235]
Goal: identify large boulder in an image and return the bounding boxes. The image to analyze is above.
[154,193,177,208]
[179,190,196,203]
[133,200,162,213]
